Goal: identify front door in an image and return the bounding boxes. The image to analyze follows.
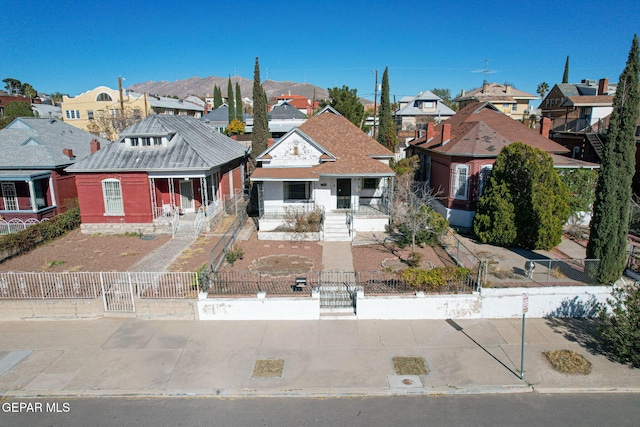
[179,180,194,213]
[337,179,351,210]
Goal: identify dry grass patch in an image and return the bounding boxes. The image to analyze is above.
[543,350,591,374]
[120,251,139,257]
[252,359,284,378]
[393,356,428,375]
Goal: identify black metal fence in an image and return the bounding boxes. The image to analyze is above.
[205,270,477,297]
[208,200,248,272]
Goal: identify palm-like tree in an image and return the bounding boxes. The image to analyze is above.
[536,82,549,99]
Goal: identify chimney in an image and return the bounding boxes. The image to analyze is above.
[540,117,551,139]
[482,82,489,93]
[505,85,511,94]
[426,121,435,140]
[90,139,101,154]
[598,78,609,95]
[441,124,451,145]
[267,138,275,148]
[62,148,75,159]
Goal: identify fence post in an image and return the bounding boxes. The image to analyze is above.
[100,272,107,311]
[547,260,552,286]
[259,273,263,293]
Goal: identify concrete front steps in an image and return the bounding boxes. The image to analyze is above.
[323,212,352,242]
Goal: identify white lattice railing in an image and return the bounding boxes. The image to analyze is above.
[0,217,50,235]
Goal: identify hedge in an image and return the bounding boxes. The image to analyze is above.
[0,202,81,256]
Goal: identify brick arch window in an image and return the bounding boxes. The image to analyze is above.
[102,178,124,215]
[96,92,113,102]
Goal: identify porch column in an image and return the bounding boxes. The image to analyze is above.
[168,178,176,207]
[27,179,37,212]
[148,177,157,219]
[48,176,57,207]
[200,176,208,211]
[389,176,394,224]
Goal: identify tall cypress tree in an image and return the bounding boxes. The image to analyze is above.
[562,56,570,83]
[227,77,235,124]
[587,35,640,283]
[251,57,270,165]
[376,66,397,151]
[235,82,243,122]
[213,85,223,109]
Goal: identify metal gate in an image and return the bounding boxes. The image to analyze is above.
[101,273,135,313]
[318,271,359,309]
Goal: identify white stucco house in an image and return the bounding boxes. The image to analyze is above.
[250,107,396,241]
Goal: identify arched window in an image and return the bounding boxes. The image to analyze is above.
[96,92,113,102]
[102,179,123,215]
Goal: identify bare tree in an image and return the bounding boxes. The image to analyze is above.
[86,107,142,141]
[392,158,446,252]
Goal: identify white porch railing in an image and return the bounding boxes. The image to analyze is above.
[0,217,50,235]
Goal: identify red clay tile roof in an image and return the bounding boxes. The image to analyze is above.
[412,102,570,157]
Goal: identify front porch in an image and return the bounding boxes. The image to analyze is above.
[0,171,58,221]
[254,176,393,239]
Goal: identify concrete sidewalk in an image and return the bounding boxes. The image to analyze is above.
[1,318,639,398]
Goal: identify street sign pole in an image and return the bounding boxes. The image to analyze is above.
[520,293,529,380]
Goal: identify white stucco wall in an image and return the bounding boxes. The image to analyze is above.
[353,216,389,232]
[197,292,320,320]
[356,293,481,319]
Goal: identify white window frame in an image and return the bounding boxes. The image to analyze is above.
[102,179,124,215]
[1,182,19,211]
[478,165,493,197]
[452,164,469,200]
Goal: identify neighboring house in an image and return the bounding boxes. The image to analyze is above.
[0,93,40,117]
[0,117,110,221]
[200,104,252,134]
[395,90,456,131]
[274,93,319,116]
[31,103,62,120]
[453,83,537,121]
[67,115,248,235]
[539,78,616,162]
[406,102,598,229]
[60,86,204,135]
[267,101,308,137]
[250,107,395,241]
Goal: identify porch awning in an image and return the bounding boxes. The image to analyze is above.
[0,170,52,181]
[250,167,320,182]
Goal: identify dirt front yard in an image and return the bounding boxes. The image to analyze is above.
[0,229,171,272]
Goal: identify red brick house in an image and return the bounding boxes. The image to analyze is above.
[0,117,110,221]
[67,115,248,235]
[406,102,598,228]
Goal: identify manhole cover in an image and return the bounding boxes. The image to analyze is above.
[402,378,414,385]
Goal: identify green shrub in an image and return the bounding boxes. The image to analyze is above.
[225,245,245,266]
[402,266,471,291]
[598,283,640,367]
[406,251,423,268]
[0,201,80,256]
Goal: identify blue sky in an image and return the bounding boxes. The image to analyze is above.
[1,0,638,101]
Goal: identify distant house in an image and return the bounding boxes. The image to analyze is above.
[60,86,204,138]
[200,104,252,134]
[267,101,308,137]
[274,93,319,116]
[0,117,110,221]
[453,83,537,121]
[67,115,248,235]
[250,107,395,241]
[539,78,616,162]
[0,93,40,117]
[406,102,598,228]
[395,90,456,131]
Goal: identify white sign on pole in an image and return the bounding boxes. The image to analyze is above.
[522,293,529,314]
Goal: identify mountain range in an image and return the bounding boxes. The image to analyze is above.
[127,76,331,103]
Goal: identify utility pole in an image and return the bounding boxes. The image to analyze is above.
[118,76,125,114]
[373,69,378,138]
